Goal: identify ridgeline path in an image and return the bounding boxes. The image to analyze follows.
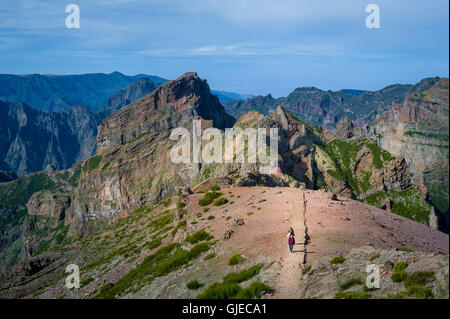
[272,190,307,298]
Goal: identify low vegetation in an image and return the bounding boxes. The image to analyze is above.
[330,256,345,265]
[198,192,222,206]
[228,254,245,265]
[185,229,213,244]
[197,264,269,299]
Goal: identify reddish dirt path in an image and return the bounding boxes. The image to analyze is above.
[271,191,306,298]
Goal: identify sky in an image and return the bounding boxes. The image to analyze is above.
[0,0,448,97]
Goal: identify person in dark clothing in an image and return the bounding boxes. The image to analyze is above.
[288,234,295,253]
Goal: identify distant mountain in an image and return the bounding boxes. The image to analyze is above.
[0,100,99,176]
[224,77,441,129]
[0,76,164,176]
[210,90,253,103]
[97,77,159,119]
[0,72,166,113]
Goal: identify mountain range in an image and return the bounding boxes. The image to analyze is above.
[0,72,448,299]
[224,77,441,130]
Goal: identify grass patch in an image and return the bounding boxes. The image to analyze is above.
[83,155,102,172]
[223,264,263,283]
[369,254,381,261]
[302,265,312,276]
[404,271,435,288]
[199,192,222,206]
[186,280,201,290]
[213,197,229,206]
[234,281,272,299]
[185,229,213,244]
[204,253,216,261]
[171,220,187,237]
[397,247,413,252]
[94,241,213,298]
[330,256,345,265]
[338,277,363,290]
[391,262,409,283]
[334,291,371,299]
[197,265,268,299]
[228,254,245,265]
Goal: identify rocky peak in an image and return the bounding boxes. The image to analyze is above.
[97,72,235,151]
[97,77,158,119]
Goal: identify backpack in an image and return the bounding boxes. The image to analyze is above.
[288,236,295,245]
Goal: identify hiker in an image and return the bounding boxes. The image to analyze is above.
[287,227,295,238]
[288,234,295,253]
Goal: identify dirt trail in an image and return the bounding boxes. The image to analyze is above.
[272,190,306,298]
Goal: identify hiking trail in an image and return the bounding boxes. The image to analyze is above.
[271,190,307,298]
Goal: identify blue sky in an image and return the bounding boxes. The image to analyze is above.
[0,0,448,97]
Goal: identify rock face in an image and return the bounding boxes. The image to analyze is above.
[97,77,159,119]
[0,170,17,183]
[0,101,99,176]
[0,77,162,176]
[0,72,166,113]
[97,72,235,151]
[65,72,236,233]
[299,246,449,299]
[372,78,449,228]
[225,77,441,130]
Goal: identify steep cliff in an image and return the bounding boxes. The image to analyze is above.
[0,101,99,176]
[372,78,449,230]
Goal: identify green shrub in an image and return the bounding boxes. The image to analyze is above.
[186,280,201,290]
[81,277,94,287]
[83,155,102,172]
[394,262,409,272]
[391,271,407,283]
[95,283,114,298]
[330,256,345,265]
[204,253,216,260]
[185,229,213,244]
[207,215,215,220]
[338,277,363,290]
[210,185,221,191]
[234,281,272,299]
[171,220,187,236]
[302,265,312,276]
[397,247,413,252]
[203,207,210,212]
[369,254,381,261]
[197,282,241,299]
[146,238,162,250]
[391,262,409,283]
[228,254,245,265]
[213,197,229,206]
[199,192,222,206]
[334,291,371,299]
[404,271,435,288]
[398,285,433,299]
[223,264,262,283]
